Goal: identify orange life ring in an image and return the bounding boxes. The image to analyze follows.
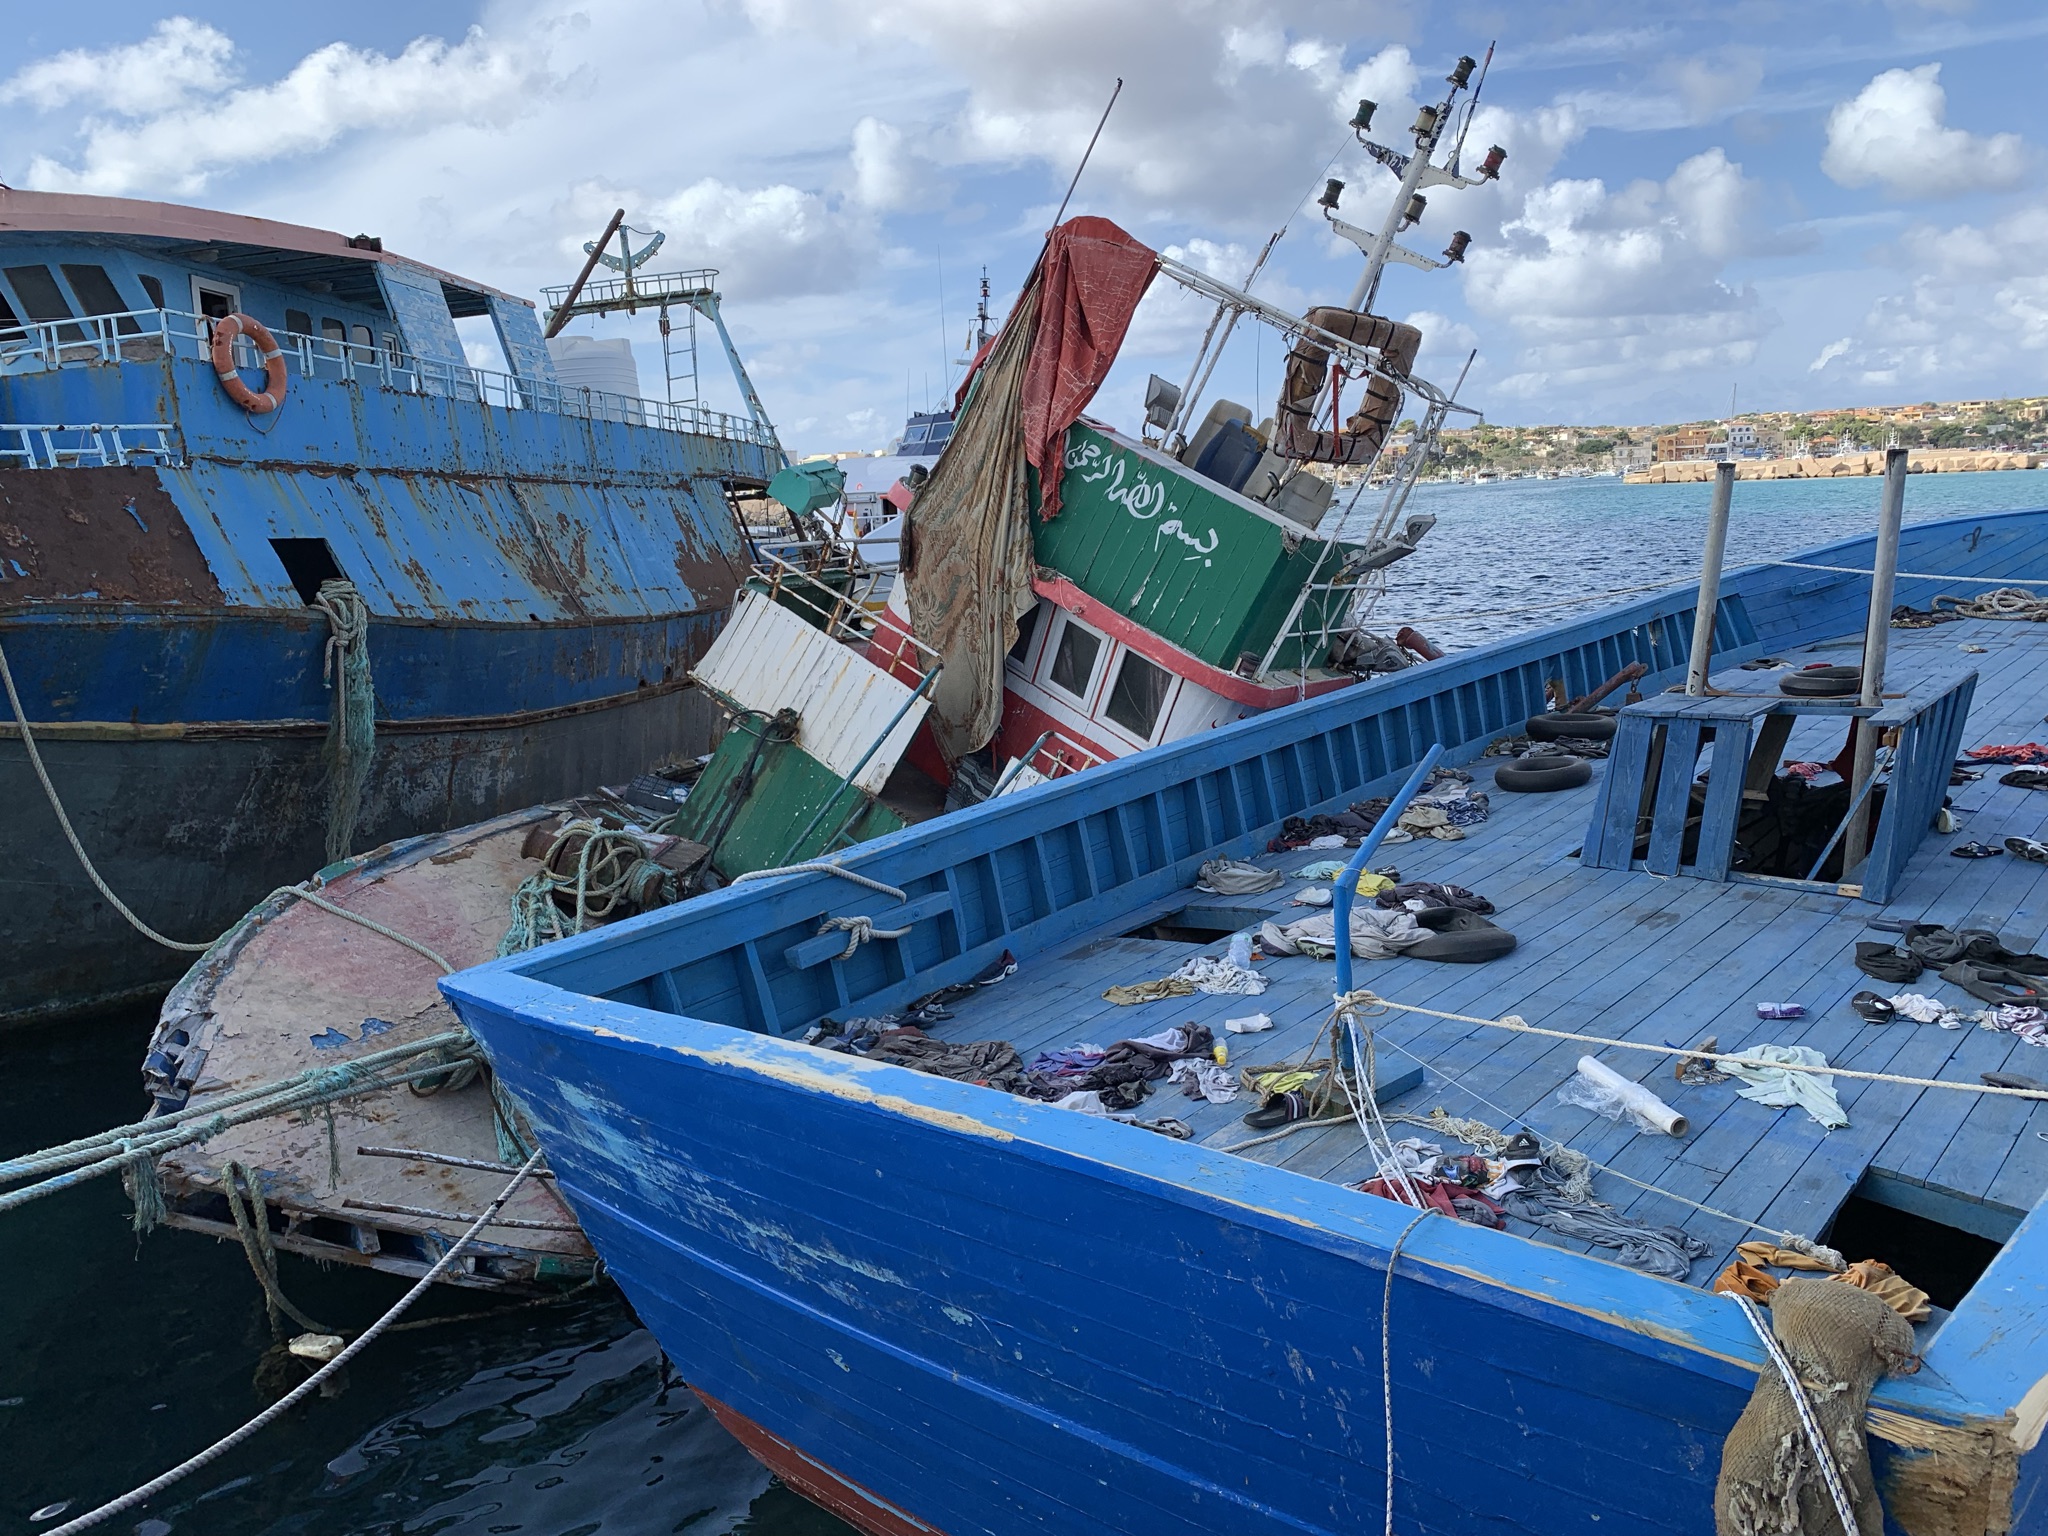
[210,313,288,415]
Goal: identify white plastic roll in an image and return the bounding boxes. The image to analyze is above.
[1574,1055,1689,1137]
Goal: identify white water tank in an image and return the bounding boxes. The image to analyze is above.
[545,336,642,401]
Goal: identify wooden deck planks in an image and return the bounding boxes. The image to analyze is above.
[914,614,2048,1286]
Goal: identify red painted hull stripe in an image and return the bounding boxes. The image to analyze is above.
[694,1389,949,1536]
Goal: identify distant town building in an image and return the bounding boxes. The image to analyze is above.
[1612,441,1653,473]
[1654,426,1723,462]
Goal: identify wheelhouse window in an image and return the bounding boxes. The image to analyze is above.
[1104,650,1173,740]
[349,323,375,361]
[0,288,22,341]
[1046,618,1102,700]
[320,318,347,357]
[190,277,239,322]
[4,265,82,341]
[285,308,312,338]
[137,274,166,310]
[60,264,140,335]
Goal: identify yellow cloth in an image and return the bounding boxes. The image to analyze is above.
[1835,1259,1932,1324]
[1355,870,1395,897]
[1712,1261,1780,1303]
[1736,1241,1841,1274]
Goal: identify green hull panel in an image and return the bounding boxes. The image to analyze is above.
[1035,426,1355,674]
[673,715,904,877]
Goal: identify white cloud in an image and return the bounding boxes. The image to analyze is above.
[1808,197,2048,388]
[0,17,235,116]
[644,177,883,300]
[1461,148,1778,397]
[19,27,554,195]
[738,0,1414,228]
[1821,64,2028,199]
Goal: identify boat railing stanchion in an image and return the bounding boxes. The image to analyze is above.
[1843,445,1910,874]
[1684,460,1736,696]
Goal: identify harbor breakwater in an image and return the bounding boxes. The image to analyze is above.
[1627,449,2041,484]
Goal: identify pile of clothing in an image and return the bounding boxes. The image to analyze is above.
[1022,1024,1220,1111]
[1268,769,1490,850]
[1102,955,1268,1005]
[1375,880,1494,916]
[1354,1137,1505,1228]
[1854,923,2048,1007]
[1966,742,2048,765]
[1485,734,1613,761]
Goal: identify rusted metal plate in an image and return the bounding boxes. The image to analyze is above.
[0,466,220,603]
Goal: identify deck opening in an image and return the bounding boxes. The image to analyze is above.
[1824,1170,2012,1311]
[270,537,346,604]
[1122,905,1269,945]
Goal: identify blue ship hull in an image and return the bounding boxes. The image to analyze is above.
[2,317,773,1024]
[446,507,2048,1535]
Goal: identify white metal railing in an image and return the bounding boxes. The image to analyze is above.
[0,307,778,449]
[750,547,939,679]
[0,421,179,469]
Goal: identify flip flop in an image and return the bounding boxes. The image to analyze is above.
[1983,1072,2048,1092]
[1242,1090,1315,1131]
[2007,837,2048,864]
[1851,991,1898,1024]
[1951,842,2004,858]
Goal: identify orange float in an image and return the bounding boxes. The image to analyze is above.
[210,312,288,415]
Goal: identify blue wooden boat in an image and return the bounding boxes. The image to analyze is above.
[0,190,779,1026]
[443,501,2048,1534]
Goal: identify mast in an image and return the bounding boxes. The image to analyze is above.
[1324,48,1504,313]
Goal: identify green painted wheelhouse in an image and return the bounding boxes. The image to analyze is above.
[1034,426,1362,675]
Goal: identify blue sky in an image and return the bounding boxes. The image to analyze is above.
[4,2,2044,453]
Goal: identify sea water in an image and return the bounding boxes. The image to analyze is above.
[10,470,2048,1535]
[1352,467,2048,651]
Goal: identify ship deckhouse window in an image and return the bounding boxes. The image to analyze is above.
[320,318,346,357]
[1047,618,1103,700]
[1104,651,1172,740]
[285,308,312,338]
[350,323,375,361]
[190,276,239,320]
[0,288,21,341]
[5,265,82,341]
[137,274,166,310]
[60,265,141,335]
[1008,606,1040,663]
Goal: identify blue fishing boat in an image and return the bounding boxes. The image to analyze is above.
[0,190,780,1027]
[445,483,2048,1534]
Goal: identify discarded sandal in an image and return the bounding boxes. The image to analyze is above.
[1851,991,1898,1024]
[1982,1072,2048,1092]
[1242,1090,1316,1131]
[1951,841,2004,859]
[2007,836,2048,864]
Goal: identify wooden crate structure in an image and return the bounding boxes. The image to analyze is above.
[1580,667,1977,902]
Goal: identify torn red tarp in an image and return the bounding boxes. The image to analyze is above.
[1019,217,1157,520]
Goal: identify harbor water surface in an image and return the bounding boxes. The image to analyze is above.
[8,468,2048,1535]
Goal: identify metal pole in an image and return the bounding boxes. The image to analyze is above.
[544,208,625,339]
[1842,446,1909,874]
[1684,460,1736,696]
[1333,744,1443,996]
[1053,79,1122,228]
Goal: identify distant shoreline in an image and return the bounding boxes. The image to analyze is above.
[1625,449,2040,484]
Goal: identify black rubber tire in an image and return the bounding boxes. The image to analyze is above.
[1410,911,1518,963]
[1525,711,1617,742]
[1780,664,1861,698]
[1494,755,1594,793]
